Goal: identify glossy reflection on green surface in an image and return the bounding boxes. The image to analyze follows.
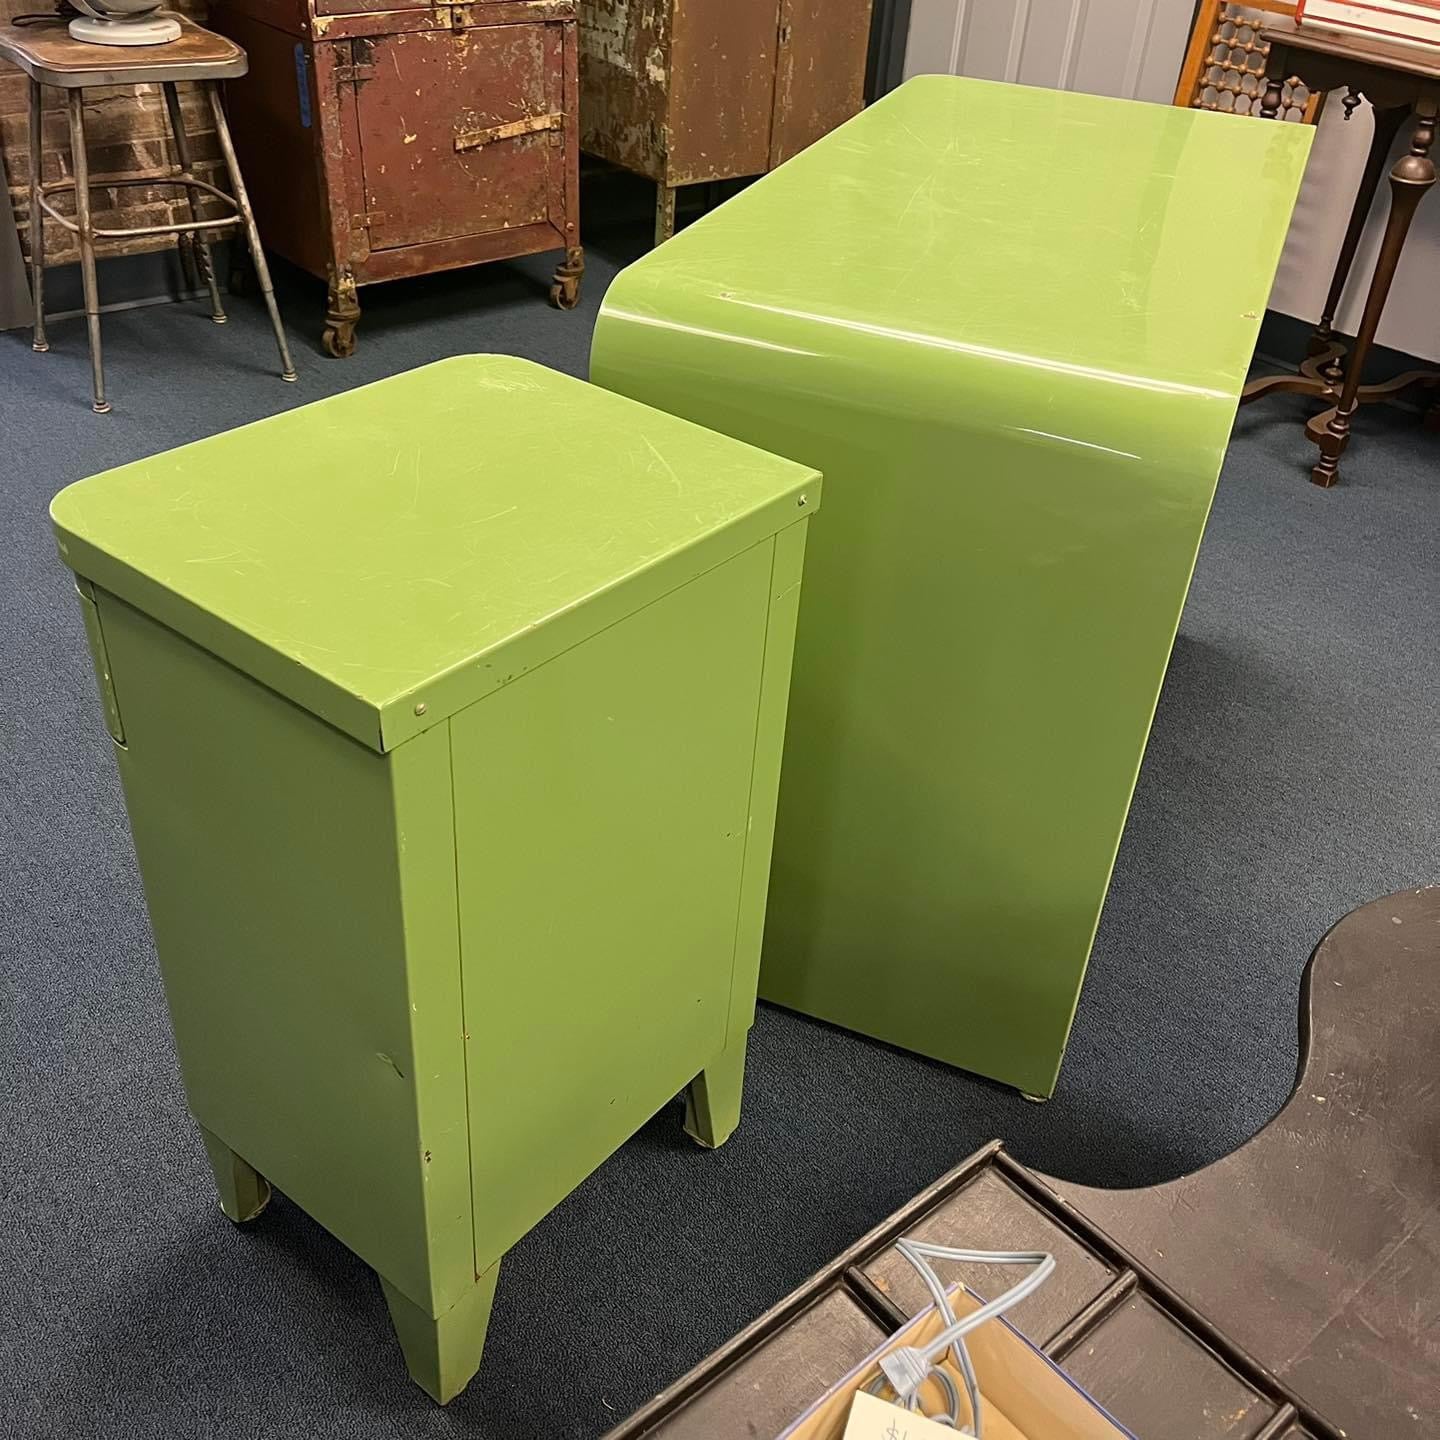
[592,76,1312,1096]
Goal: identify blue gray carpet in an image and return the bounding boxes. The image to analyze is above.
[2,224,1437,1438]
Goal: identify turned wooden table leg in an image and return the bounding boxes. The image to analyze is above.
[1259,72,1285,121]
[1311,102,1436,487]
[1310,96,1409,385]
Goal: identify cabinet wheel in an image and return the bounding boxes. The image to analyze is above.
[322,322,357,359]
[549,276,581,311]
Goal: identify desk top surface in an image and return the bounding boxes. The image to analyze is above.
[598,76,1314,412]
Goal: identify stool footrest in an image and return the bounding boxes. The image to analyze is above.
[41,170,234,206]
[38,169,241,238]
[37,187,242,240]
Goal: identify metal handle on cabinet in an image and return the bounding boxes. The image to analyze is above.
[454,112,562,152]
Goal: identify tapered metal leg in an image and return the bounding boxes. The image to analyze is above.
[198,1124,271,1222]
[65,90,107,413]
[28,79,47,354]
[381,1264,499,1404]
[683,1032,747,1149]
[163,82,226,324]
[205,82,296,382]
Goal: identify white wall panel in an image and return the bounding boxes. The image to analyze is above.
[904,0,1195,102]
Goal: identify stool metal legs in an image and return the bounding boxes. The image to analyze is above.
[28,80,47,355]
[65,89,108,414]
[206,83,296,383]
[162,83,226,326]
[34,79,295,411]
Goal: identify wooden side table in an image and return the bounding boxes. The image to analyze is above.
[1243,19,1440,486]
[0,17,295,412]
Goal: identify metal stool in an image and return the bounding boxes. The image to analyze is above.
[0,16,295,412]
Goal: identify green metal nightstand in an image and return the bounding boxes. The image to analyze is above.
[50,355,819,1403]
[592,75,1313,1099]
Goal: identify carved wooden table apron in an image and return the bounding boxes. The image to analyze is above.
[606,886,1440,1440]
[1244,19,1440,486]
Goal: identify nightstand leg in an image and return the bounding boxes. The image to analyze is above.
[683,1033,748,1149]
[381,1263,500,1405]
[198,1124,271,1223]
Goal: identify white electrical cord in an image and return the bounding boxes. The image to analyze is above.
[865,1239,1056,1436]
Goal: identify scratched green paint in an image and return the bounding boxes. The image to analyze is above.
[591,77,1313,1097]
[51,355,817,752]
[51,356,820,1401]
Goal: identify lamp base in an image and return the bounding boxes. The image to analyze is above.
[68,14,182,45]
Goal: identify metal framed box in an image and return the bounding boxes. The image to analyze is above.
[579,0,874,243]
[210,0,585,356]
[50,355,819,1402]
[591,76,1313,1099]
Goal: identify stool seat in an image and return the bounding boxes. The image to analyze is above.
[7,16,292,411]
[0,17,246,86]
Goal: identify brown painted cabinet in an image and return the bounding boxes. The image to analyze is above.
[212,0,583,355]
[579,0,873,243]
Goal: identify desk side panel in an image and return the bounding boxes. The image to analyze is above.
[93,591,473,1312]
[592,289,1235,1097]
[452,543,774,1270]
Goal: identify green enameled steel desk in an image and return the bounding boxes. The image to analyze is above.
[592,76,1312,1097]
[50,356,819,1402]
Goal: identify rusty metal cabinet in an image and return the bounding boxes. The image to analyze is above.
[579,0,873,244]
[211,0,583,355]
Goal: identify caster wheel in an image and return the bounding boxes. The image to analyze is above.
[549,277,581,311]
[322,322,357,358]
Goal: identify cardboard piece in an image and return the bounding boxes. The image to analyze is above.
[779,1286,1135,1440]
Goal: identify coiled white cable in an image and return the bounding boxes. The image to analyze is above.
[865,1239,1056,1436]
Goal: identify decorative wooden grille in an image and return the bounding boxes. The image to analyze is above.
[1175,0,1323,122]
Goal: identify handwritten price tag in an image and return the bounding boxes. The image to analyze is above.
[842,1390,964,1440]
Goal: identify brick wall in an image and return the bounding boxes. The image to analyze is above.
[1,0,224,268]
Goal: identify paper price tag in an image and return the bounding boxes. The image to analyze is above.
[842,1390,964,1440]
